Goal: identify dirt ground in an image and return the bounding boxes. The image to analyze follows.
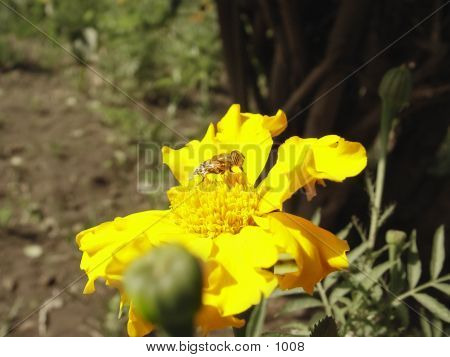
[0,70,166,336]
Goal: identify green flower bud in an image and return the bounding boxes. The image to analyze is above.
[386,229,407,246]
[386,230,407,293]
[124,244,203,336]
[378,65,412,113]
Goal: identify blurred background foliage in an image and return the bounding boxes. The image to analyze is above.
[0,0,222,110]
[0,0,448,337]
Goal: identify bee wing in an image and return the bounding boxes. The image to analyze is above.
[213,154,228,163]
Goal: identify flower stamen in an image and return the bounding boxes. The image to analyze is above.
[167,172,259,238]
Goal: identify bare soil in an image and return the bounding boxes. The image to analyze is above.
[0,70,155,336]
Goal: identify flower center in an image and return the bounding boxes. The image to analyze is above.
[167,172,259,238]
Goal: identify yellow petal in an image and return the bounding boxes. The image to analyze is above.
[162,104,287,186]
[127,303,154,337]
[215,105,281,185]
[258,135,367,213]
[162,123,217,186]
[195,305,244,335]
[256,212,349,293]
[242,108,287,137]
[76,210,183,294]
[203,226,278,316]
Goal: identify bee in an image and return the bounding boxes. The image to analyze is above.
[193,150,245,178]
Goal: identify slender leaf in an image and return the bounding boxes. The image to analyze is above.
[431,318,443,337]
[348,241,369,263]
[337,222,352,240]
[244,297,267,337]
[310,316,339,337]
[394,303,410,329]
[365,174,375,202]
[433,283,450,295]
[332,305,345,325]
[311,208,321,225]
[338,297,353,307]
[430,225,445,279]
[407,230,421,289]
[371,245,389,260]
[378,203,396,228]
[323,272,339,291]
[419,309,432,337]
[329,286,351,305]
[351,216,367,242]
[412,293,450,323]
[278,296,323,316]
[361,260,397,290]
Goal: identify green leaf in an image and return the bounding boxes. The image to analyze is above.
[407,230,421,289]
[331,305,346,325]
[361,260,396,290]
[337,222,352,240]
[329,286,351,305]
[430,225,445,279]
[348,241,369,263]
[378,203,396,228]
[412,293,450,323]
[278,296,323,316]
[308,310,326,327]
[311,208,321,225]
[244,297,267,337]
[310,316,339,337]
[431,318,443,337]
[433,283,450,295]
[419,309,432,337]
[394,303,410,329]
[365,174,375,202]
[323,272,339,291]
[371,245,389,260]
[351,216,367,242]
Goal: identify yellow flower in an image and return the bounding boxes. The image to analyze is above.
[76,104,367,336]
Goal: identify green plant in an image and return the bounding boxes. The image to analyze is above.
[252,65,449,337]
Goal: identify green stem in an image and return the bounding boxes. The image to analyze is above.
[317,282,332,316]
[395,275,450,301]
[368,102,393,249]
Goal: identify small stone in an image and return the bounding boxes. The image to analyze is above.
[10,156,24,167]
[70,128,85,138]
[23,244,43,259]
[113,150,127,165]
[65,96,77,107]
